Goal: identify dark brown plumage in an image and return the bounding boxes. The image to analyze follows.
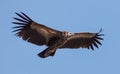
[13,12,104,58]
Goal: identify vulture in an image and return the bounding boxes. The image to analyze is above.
[12,12,104,58]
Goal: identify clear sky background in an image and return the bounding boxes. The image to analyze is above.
[0,0,120,74]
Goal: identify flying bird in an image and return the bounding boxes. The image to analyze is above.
[12,12,104,58]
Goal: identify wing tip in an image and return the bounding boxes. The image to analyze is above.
[89,28,104,50]
[12,12,33,33]
[97,28,104,36]
[13,12,33,22]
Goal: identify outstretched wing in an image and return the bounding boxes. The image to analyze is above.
[12,12,61,45]
[60,29,104,50]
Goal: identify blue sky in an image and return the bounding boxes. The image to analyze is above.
[0,0,120,74]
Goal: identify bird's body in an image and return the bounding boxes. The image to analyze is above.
[13,12,104,58]
[38,31,72,58]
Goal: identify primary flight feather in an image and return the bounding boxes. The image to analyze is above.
[13,12,104,58]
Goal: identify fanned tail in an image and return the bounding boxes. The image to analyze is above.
[37,48,56,58]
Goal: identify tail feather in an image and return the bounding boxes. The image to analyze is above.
[37,48,56,58]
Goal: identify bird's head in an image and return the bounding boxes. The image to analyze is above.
[62,31,73,37]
